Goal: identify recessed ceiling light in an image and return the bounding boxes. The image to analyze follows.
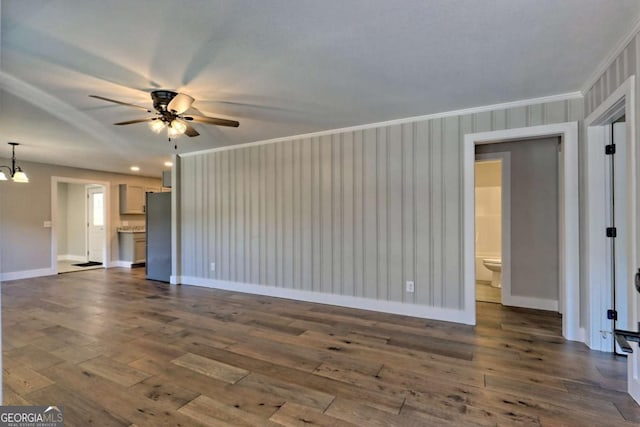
[130,166,140,172]
[164,161,173,167]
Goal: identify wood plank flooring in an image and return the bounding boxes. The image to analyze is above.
[476,282,501,304]
[2,268,639,426]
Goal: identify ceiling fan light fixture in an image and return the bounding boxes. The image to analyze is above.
[149,119,165,134]
[89,91,240,139]
[167,126,181,139]
[170,119,187,134]
[0,171,7,181]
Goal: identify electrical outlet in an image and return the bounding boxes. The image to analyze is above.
[406,281,415,293]
[210,262,216,272]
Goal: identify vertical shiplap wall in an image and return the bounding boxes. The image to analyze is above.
[181,98,582,311]
[585,35,637,116]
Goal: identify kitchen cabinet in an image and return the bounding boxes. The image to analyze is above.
[119,184,162,214]
[119,184,145,214]
[118,231,146,265]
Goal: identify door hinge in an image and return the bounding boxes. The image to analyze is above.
[607,309,618,320]
[605,144,616,155]
[606,227,617,238]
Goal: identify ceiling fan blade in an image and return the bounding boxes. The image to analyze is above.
[187,114,240,128]
[89,95,152,112]
[184,122,200,137]
[114,117,155,125]
[167,93,195,114]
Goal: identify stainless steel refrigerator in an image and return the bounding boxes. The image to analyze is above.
[146,191,171,282]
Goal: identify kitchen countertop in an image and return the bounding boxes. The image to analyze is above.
[117,228,146,233]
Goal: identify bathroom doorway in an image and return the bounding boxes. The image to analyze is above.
[475,137,560,312]
[463,122,579,339]
[474,156,507,304]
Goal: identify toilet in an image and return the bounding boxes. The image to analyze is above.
[482,258,502,288]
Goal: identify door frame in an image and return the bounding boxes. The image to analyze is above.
[463,122,580,341]
[584,76,636,354]
[51,176,110,273]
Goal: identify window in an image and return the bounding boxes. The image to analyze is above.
[92,192,104,226]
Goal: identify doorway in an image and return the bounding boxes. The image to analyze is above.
[584,76,638,403]
[585,77,636,353]
[463,122,580,340]
[51,177,110,274]
[87,185,105,264]
[476,137,561,312]
[474,156,506,305]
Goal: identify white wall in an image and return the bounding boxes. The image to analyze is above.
[178,97,582,322]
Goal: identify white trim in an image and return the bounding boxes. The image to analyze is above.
[178,276,475,325]
[503,296,559,312]
[464,122,580,342]
[112,261,131,268]
[51,177,110,275]
[0,268,56,281]
[181,92,582,159]
[578,327,587,343]
[475,152,511,305]
[170,275,180,285]
[586,76,635,125]
[584,76,636,353]
[581,17,640,94]
[57,255,86,262]
[171,155,181,283]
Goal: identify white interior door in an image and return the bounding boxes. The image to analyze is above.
[603,122,631,354]
[612,122,630,334]
[87,186,105,263]
[617,118,640,403]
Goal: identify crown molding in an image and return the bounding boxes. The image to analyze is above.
[581,17,640,94]
[182,91,582,158]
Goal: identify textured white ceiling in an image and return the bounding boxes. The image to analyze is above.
[1,0,639,176]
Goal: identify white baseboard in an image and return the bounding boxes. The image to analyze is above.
[176,276,475,325]
[0,268,57,282]
[503,294,559,312]
[57,254,87,262]
[111,261,133,268]
[578,327,586,343]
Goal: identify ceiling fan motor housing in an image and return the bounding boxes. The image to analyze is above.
[151,90,178,112]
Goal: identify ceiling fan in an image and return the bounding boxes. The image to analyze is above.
[89,90,239,140]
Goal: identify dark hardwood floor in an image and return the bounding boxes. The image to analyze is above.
[2,268,639,426]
